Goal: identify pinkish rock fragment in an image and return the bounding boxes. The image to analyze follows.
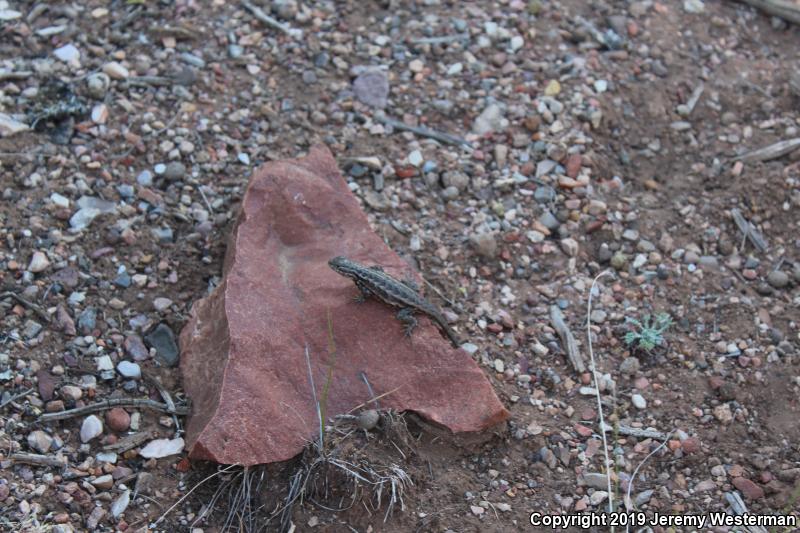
[732,477,765,500]
[180,145,509,465]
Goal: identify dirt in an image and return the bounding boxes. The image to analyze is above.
[1,0,799,532]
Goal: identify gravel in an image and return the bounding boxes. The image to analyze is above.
[0,0,797,529]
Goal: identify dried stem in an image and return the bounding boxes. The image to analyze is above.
[38,398,187,423]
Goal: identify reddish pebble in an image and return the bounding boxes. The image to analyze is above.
[565,154,582,178]
[634,377,649,390]
[580,373,592,385]
[176,458,191,472]
[732,477,764,500]
[681,437,701,454]
[574,424,593,438]
[759,471,773,484]
[46,400,65,413]
[667,440,681,452]
[90,247,114,259]
[138,187,164,205]
[574,499,587,511]
[627,21,639,37]
[585,219,605,233]
[395,166,417,179]
[487,323,503,333]
[742,269,757,280]
[708,376,724,390]
[105,408,131,432]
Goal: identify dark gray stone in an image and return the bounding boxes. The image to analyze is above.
[145,323,180,367]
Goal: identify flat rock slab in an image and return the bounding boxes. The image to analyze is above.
[180,145,509,465]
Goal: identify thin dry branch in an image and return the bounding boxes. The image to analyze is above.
[242,1,303,39]
[38,398,187,423]
[601,423,669,440]
[10,452,67,468]
[550,305,586,373]
[736,137,800,162]
[736,0,800,25]
[0,291,51,323]
[102,431,155,453]
[374,115,472,149]
[0,387,34,409]
[731,208,768,252]
[145,373,182,436]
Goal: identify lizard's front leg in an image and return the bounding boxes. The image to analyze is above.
[397,308,418,337]
[353,281,372,303]
[401,275,420,293]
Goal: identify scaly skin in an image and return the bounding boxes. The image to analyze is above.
[328,256,461,347]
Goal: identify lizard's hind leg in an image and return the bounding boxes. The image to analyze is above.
[397,308,418,337]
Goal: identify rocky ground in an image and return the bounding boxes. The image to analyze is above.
[1,0,799,532]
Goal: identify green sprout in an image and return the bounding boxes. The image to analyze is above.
[623,312,672,352]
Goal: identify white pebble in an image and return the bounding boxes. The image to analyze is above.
[632,394,647,410]
[594,80,608,93]
[28,251,51,273]
[117,361,141,379]
[80,415,103,443]
[447,62,463,75]
[50,193,70,208]
[96,355,114,372]
[102,61,129,80]
[54,44,80,64]
[111,490,130,518]
[139,437,185,458]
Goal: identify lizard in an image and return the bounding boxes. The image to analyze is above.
[328,256,461,348]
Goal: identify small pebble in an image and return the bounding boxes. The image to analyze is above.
[80,415,103,443]
[117,361,141,379]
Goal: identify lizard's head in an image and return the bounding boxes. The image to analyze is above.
[328,256,358,278]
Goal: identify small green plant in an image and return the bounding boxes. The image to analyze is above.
[623,312,672,352]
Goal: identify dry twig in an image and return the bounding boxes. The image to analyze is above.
[102,431,155,453]
[0,291,51,323]
[736,137,800,162]
[145,373,182,436]
[731,208,768,252]
[550,305,586,373]
[375,115,472,149]
[38,398,187,423]
[0,387,34,409]
[735,0,800,25]
[242,1,303,39]
[10,452,67,468]
[601,423,669,440]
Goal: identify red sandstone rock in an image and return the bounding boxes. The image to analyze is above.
[180,146,509,465]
